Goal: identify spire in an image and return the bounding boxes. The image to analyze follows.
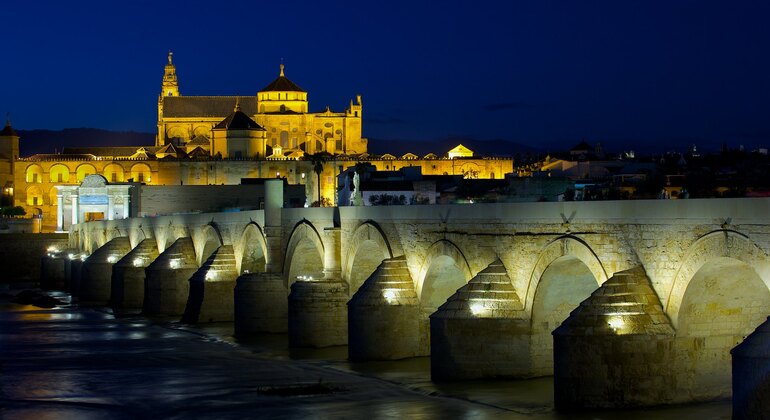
[279,63,285,77]
[161,51,179,97]
[0,112,18,137]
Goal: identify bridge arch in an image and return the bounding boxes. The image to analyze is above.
[666,230,770,328]
[195,222,224,265]
[283,220,325,287]
[343,221,393,294]
[666,230,770,397]
[236,222,267,275]
[524,235,607,313]
[416,239,473,313]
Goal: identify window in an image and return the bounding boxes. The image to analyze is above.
[138,173,144,183]
[281,131,289,148]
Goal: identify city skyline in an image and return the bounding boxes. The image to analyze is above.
[2,0,769,153]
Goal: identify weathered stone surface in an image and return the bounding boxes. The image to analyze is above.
[234,272,287,334]
[64,257,83,294]
[79,237,132,304]
[732,316,770,420]
[143,237,197,316]
[430,258,530,380]
[182,245,238,323]
[348,256,423,360]
[553,266,676,409]
[66,199,770,408]
[111,238,159,309]
[288,280,348,348]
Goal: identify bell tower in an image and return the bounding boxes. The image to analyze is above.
[161,51,179,97]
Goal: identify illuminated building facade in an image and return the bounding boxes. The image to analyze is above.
[156,52,367,156]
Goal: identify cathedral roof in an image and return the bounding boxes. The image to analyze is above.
[213,106,265,131]
[163,96,257,118]
[259,64,305,93]
[186,135,210,146]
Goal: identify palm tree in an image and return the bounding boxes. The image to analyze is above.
[306,152,333,205]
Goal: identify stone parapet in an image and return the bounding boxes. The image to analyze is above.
[288,279,348,347]
[234,272,287,334]
[144,237,198,316]
[79,237,132,304]
[430,258,529,380]
[348,256,424,360]
[182,245,238,323]
[553,266,676,409]
[111,238,159,309]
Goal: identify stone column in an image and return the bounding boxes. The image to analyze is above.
[348,256,424,361]
[108,196,115,221]
[143,237,198,316]
[553,267,676,409]
[263,179,283,272]
[288,279,349,347]
[122,194,130,219]
[323,227,341,279]
[79,237,132,304]
[56,193,64,231]
[732,316,770,420]
[182,245,239,323]
[71,193,79,225]
[110,238,159,310]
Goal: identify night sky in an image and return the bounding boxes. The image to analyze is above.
[2,0,769,153]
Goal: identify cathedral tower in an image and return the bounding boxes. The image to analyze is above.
[161,51,179,97]
[0,116,19,206]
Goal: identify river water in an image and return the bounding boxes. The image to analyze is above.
[0,289,731,419]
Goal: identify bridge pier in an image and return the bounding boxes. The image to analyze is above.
[348,256,425,360]
[234,272,287,334]
[40,250,67,290]
[553,267,676,409]
[65,256,84,295]
[732,316,770,420]
[79,237,132,304]
[111,238,159,310]
[430,259,530,380]
[182,245,238,323]
[288,279,349,347]
[143,237,198,316]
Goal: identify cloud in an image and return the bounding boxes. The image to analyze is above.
[481,102,533,112]
[365,115,408,125]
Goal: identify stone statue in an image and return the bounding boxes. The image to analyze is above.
[351,172,363,206]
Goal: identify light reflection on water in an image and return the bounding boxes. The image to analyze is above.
[198,324,732,420]
[1,292,733,420]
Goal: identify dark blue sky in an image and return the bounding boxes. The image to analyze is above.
[2,0,769,153]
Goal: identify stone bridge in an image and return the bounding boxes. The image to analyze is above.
[47,180,770,410]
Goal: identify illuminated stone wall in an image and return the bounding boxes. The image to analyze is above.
[67,198,770,405]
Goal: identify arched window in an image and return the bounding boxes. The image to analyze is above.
[49,164,70,183]
[280,131,289,148]
[130,163,152,183]
[25,165,43,183]
[76,164,97,182]
[103,164,125,183]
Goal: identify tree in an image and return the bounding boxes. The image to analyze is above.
[305,152,333,205]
